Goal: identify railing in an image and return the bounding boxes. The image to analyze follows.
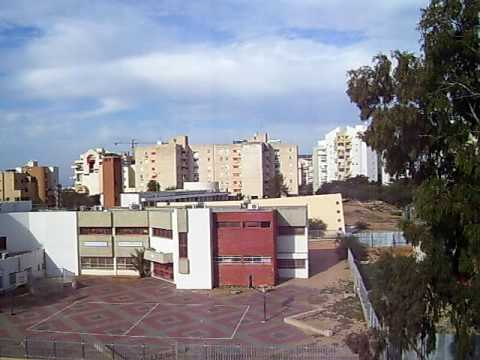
[0,338,358,360]
[347,249,381,329]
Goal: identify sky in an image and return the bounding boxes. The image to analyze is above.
[0,0,429,185]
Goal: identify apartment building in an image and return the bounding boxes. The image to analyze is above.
[297,155,313,194]
[0,205,309,289]
[191,133,299,198]
[22,161,59,207]
[313,125,378,192]
[72,148,134,196]
[134,136,193,192]
[0,170,38,203]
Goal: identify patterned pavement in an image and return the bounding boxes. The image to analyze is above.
[0,277,322,346]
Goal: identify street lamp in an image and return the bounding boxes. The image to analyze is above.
[249,276,269,323]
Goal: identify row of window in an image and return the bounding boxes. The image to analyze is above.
[80,227,162,236]
[81,241,144,247]
[277,259,306,269]
[80,257,135,270]
[215,256,272,264]
[217,221,271,229]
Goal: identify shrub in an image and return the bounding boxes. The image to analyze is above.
[336,236,368,261]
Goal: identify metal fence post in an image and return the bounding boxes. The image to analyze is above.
[81,341,85,360]
[142,343,146,360]
[111,344,115,360]
[24,337,29,359]
[53,339,57,358]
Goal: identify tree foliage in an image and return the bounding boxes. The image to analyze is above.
[131,248,150,278]
[146,180,160,192]
[317,175,414,207]
[347,1,480,358]
[270,173,289,198]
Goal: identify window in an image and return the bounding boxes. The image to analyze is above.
[244,221,271,228]
[79,227,112,235]
[152,228,173,239]
[116,257,135,270]
[0,236,6,251]
[115,227,148,235]
[215,256,271,264]
[81,257,114,270]
[217,221,241,228]
[278,259,306,269]
[179,232,188,258]
[279,226,305,235]
[83,241,108,247]
[9,273,16,286]
[117,241,143,247]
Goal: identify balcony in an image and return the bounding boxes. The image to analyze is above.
[144,249,173,264]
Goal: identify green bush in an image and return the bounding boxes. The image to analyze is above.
[336,236,368,261]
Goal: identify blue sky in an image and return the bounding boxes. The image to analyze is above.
[0,0,428,185]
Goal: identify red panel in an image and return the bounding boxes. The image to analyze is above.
[213,211,278,287]
[216,264,275,287]
[153,262,173,280]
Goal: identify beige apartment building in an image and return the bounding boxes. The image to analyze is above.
[134,136,193,191]
[22,161,59,207]
[191,133,298,199]
[0,170,38,203]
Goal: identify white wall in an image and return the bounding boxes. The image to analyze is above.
[276,230,309,279]
[0,212,78,276]
[0,248,44,290]
[120,193,140,208]
[174,208,213,289]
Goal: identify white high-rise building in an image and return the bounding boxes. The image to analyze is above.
[313,125,378,192]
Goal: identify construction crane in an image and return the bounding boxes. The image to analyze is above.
[113,139,153,155]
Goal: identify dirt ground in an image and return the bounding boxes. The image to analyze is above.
[280,240,367,348]
[343,200,402,231]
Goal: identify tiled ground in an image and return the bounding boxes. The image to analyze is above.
[0,277,318,346]
[0,241,364,350]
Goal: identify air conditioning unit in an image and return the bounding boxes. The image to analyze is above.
[247,203,259,210]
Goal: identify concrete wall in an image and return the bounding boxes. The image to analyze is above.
[0,201,32,213]
[0,212,78,276]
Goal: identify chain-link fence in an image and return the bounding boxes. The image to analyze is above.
[0,338,357,360]
[352,231,407,247]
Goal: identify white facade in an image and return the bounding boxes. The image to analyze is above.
[175,209,213,290]
[72,148,135,195]
[0,211,79,276]
[313,125,379,192]
[0,248,44,291]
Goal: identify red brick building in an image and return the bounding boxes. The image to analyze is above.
[213,210,278,287]
[102,155,122,208]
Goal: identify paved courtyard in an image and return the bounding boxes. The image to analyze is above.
[0,241,365,350]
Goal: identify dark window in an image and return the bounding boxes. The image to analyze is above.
[179,232,188,258]
[9,272,16,286]
[244,221,271,228]
[115,227,148,235]
[79,227,112,235]
[0,236,6,251]
[116,257,135,270]
[278,259,306,269]
[217,221,241,228]
[152,228,173,239]
[278,226,305,235]
[80,257,114,270]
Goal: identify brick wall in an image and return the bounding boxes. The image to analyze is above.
[213,211,277,287]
